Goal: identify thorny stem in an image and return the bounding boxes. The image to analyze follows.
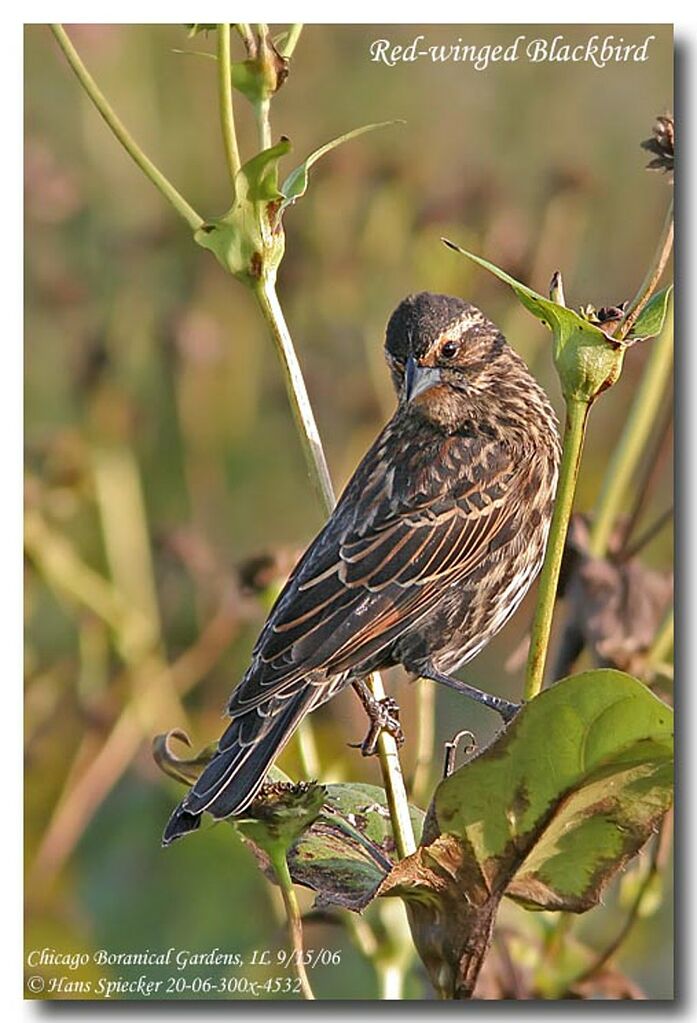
[271,851,316,999]
[524,398,589,700]
[216,25,242,188]
[50,25,203,233]
[616,199,674,341]
[589,301,674,558]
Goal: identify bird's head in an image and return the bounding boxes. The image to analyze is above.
[384,291,523,432]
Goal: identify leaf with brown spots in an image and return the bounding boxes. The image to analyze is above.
[378,670,673,998]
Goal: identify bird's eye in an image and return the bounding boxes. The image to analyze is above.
[441,340,460,359]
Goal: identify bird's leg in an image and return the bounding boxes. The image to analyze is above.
[417,663,520,724]
[350,677,405,756]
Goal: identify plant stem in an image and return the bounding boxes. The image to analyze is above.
[410,678,436,807]
[617,199,674,340]
[374,701,417,858]
[524,398,589,700]
[216,24,242,189]
[589,301,674,558]
[253,277,336,511]
[253,275,416,859]
[272,851,316,999]
[52,18,416,867]
[280,24,304,58]
[295,719,321,778]
[648,605,674,667]
[234,23,257,59]
[256,98,272,150]
[50,25,203,233]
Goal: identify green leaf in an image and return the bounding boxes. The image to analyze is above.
[234,780,327,861]
[185,24,216,37]
[194,139,292,283]
[280,121,402,213]
[442,239,629,404]
[435,669,672,910]
[379,670,673,998]
[171,48,217,62]
[629,284,674,340]
[152,735,424,912]
[239,781,424,912]
[283,783,424,911]
[237,137,292,203]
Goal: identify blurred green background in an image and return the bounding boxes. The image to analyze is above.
[25,24,673,999]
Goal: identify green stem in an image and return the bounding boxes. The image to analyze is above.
[216,25,242,189]
[234,23,257,59]
[648,605,674,667]
[253,275,416,860]
[253,278,336,512]
[256,98,272,150]
[271,851,315,999]
[373,696,417,858]
[295,719,321,778]
[589,301,674,558]
[524,398,589,699]
[617,198,674,341]
[410,678,436,807]
[280,24,304,58]
[50,24,203,233]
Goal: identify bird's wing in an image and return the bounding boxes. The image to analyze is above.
[228,425,531,715]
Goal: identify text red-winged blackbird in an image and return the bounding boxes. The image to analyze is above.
[163,292,560,843]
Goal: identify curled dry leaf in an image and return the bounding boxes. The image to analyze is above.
[556,516,673,678]
[152,733,424,911]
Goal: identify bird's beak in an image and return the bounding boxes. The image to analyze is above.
[404,356,443,403]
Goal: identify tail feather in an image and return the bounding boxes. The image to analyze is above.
[162,688,315,845]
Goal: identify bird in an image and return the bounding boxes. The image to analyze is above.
[163,291,560,844]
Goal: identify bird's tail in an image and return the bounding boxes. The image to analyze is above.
[162,688,316,845]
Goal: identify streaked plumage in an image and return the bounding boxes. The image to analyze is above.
[163,292,560,844]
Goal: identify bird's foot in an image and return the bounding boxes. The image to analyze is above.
[350,680,405,756]
[414,664,521,724]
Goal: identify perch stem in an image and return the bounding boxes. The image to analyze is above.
[617,198,674,340]
[272,851,316,999]
[216,24,242,188]
[253,275,416,860]
[589,301,674,558]
[280,24,304,58]
[50,24,203,232]
[524,398,589,699]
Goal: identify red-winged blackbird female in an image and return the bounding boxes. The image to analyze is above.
[163,292,560,843]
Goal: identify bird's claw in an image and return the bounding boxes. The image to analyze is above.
[349,696,405,757]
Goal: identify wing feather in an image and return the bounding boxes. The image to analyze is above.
[227,422,532,715]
